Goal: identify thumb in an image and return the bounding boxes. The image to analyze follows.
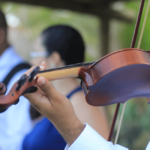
[37,76,56,99]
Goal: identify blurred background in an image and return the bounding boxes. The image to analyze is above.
[1,0,150,149]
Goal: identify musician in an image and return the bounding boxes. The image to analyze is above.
[23,25,109,149]
[23,62,134,150]
[0,10,32,150]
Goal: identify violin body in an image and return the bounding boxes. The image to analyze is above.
[80,48,150,106]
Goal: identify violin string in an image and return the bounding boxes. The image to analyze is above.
[137,0,150,48]
[114,103,126,144]
[113,0,146,144]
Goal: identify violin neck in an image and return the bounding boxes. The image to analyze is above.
[37,67,81,80]
[37,62,93,81]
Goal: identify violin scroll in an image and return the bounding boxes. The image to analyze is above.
[16,74,28,91]
[0,66,40,112]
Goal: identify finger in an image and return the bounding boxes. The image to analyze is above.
[37,76,56,99]
[25,66,36,75]
[25,89,52,111]
[25,61,46,75]
[40,61,47,71]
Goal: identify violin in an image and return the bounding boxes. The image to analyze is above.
[38,48,150,106]
[0,47,149,110]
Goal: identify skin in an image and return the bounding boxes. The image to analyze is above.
[25,62,85,146]
[30,36,109,139]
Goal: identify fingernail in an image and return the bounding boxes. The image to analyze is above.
[38,78,45,86]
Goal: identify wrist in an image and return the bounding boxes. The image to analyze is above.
[65,118,85,146]
[54,115,85,146]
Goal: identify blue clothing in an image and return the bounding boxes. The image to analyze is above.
[22,87,82,150]
[67,87,82,99]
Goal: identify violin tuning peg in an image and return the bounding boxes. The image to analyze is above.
[28,67,40,82]
[16,74,28,91]
[22,86,38,95]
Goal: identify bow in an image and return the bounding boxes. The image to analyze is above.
[108,0,150,144]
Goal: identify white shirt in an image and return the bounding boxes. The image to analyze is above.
[0,47,32,150]
[65,124,150,150]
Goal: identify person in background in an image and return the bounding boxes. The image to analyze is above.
[0,10,32,150]
[23,25,109,150]
[24,62,130,150]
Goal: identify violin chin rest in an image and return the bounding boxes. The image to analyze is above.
[22,86,38,95]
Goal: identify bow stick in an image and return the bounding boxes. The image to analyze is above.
[108,0,146,142]
[115,0,150,144]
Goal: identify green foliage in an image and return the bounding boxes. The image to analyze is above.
[117,2,150,148]
[121,0,150,50]
[116,98,150,150]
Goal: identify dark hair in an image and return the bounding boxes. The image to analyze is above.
[41,25,85,65]
[0,10,7,30]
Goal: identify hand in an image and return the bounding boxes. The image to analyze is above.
[24,62,85,146]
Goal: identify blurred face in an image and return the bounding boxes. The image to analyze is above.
[30,35,64,69]
[30,36,47,66]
